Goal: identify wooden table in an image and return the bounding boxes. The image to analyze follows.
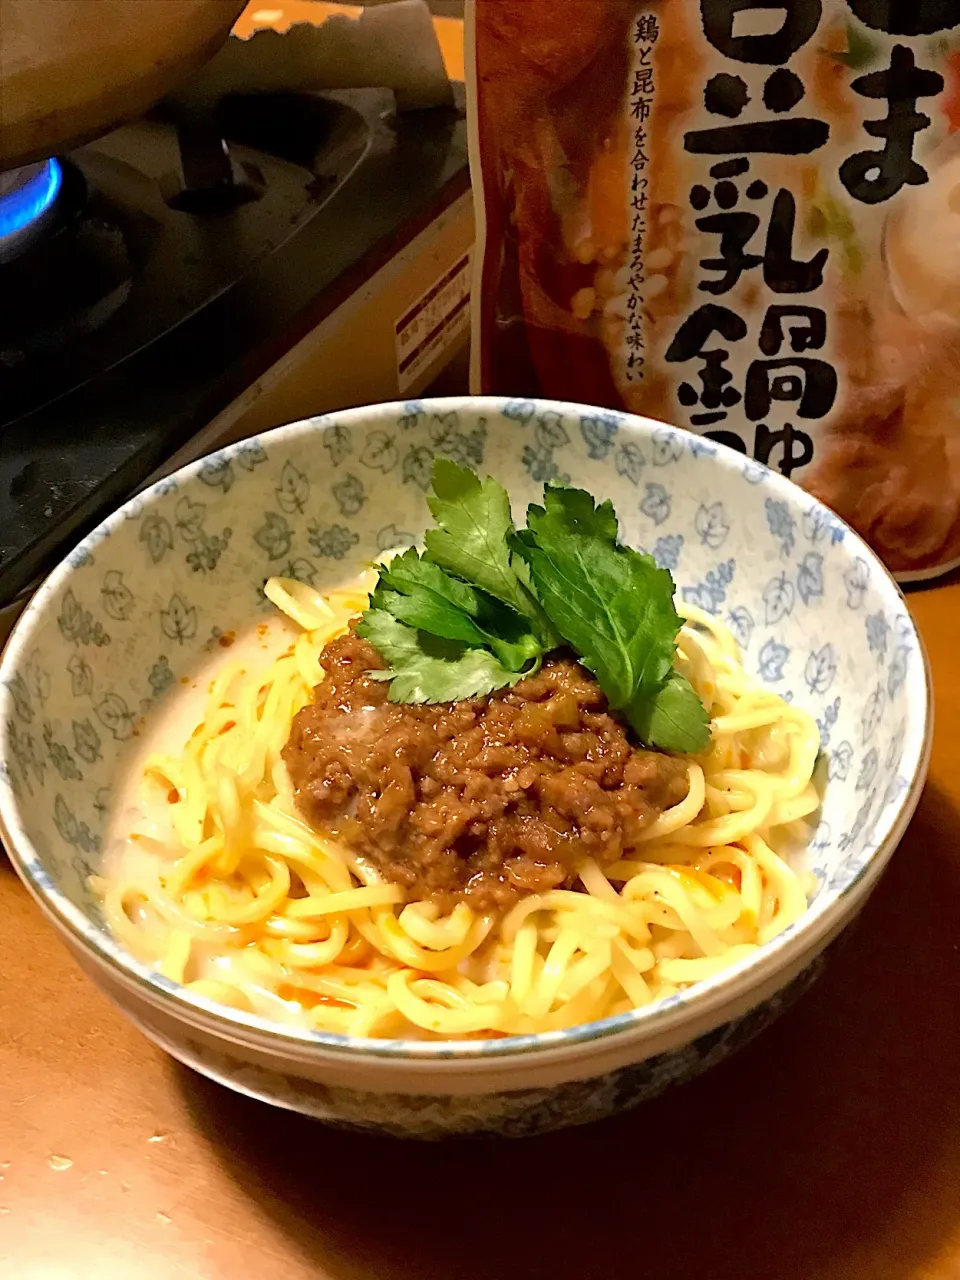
[1,581,958,1280]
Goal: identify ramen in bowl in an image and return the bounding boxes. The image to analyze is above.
[0,399,930,1136]
[100,462,820,1041]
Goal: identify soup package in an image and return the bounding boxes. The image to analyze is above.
[466,0,960,580]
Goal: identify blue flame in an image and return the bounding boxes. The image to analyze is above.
[0,159,63,239]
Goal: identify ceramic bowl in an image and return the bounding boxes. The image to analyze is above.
[0,398,931,1138]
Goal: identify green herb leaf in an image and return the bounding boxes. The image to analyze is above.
[370,547,543,672]
[519,485,710,752]
[355,609,527,704]
[540,481,620,543]
[627,669,711,755]
[520,486,679,707]
[371,548,489,646]
[356,466,710,754]
[424,459,557,644]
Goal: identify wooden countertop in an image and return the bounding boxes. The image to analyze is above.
[1,579,958,1279]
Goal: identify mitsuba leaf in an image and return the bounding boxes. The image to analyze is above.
[627,669,711,755]
[370,547,542,672]
[357,467,711,754]
[519,485,710,753]
[355,609,527,703]
[541,481,619,543]
[371,549,490,647]
[520,486,680,709]
[423,459,557,644]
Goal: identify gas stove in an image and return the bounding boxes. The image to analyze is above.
[0,84,472,628]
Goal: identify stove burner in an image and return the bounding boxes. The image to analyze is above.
[0,159,63,261]
[0,86,470,615]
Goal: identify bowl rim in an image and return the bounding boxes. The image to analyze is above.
[0,396,934,1065]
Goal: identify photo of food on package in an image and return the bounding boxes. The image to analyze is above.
[467,0,960,580]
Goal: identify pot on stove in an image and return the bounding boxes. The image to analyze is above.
[0,0,247,172]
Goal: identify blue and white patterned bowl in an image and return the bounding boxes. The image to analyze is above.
[0,398,931,1138]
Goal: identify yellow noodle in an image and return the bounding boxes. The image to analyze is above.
[97,577,821,1039]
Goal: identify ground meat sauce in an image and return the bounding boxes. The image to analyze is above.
[282,629,690,911]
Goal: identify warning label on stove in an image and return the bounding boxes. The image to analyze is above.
[395,252,471,392]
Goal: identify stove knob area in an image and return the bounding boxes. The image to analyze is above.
[159,114,266,215]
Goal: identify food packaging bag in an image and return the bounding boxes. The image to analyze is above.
[466,0,960,580]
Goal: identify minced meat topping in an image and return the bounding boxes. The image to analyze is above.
[282,629,690,912]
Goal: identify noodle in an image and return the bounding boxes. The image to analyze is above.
[98,567,821,1040]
